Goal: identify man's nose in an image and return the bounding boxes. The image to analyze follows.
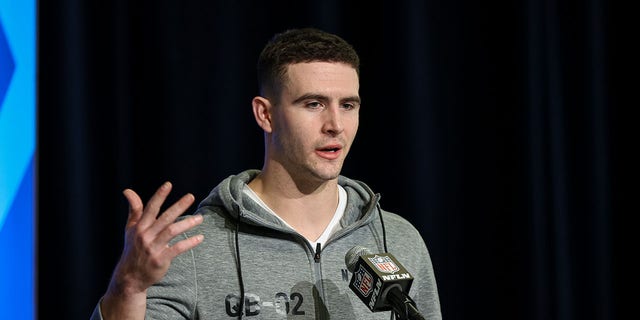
[322,106,344,135]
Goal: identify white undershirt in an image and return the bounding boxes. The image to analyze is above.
[243,184,346,250]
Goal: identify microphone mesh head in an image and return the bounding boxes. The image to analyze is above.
[345,245,373,272]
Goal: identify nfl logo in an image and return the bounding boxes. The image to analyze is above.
[368,255,400,274]
[353,265,374,296]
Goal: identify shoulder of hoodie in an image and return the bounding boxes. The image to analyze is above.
[378,208,423,238]
[175,204,234,235]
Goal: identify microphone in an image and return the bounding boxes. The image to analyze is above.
[345,246,426,320]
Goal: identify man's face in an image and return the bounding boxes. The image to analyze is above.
[268,61,360,182]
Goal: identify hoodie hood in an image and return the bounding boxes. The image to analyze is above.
[197,169,381,232]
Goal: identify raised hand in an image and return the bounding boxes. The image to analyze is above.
[100,182,204,320]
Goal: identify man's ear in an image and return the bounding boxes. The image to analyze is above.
[252,96,273,133]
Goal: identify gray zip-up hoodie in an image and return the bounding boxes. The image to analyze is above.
[92,170,441,319]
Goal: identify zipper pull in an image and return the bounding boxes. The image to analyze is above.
[314,243,321,263]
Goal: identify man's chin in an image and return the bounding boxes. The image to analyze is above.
[312,168,342,181]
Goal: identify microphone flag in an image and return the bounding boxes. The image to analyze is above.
[348,252,414,312]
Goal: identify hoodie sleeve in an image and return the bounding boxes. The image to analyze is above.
[380,211,443,320]
[144,233,199,319]
[410,231,443,320]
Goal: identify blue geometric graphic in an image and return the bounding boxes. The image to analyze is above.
[0,20,14,109]
[0,1,36,233]
[0,0,36,319]
[0,158,34,320]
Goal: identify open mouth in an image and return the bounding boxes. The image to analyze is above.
[316,145,343,159]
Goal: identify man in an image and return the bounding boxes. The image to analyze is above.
[92,27,441,319]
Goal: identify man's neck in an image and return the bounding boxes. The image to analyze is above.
[247,167,340,241]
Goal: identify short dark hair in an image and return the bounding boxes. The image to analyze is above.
[257,28,360,99]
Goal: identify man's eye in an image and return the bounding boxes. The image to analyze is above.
[342,103,359,110]
[307,102,324,109]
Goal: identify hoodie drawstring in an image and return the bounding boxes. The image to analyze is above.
[377,202,389,253]
[235,216,245,319]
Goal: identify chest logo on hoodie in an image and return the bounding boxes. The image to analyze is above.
[225,292,306,317]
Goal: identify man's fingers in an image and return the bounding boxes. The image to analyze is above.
[155,213,203,247]
[123,189,144,227]
[123,182,197,245]
[161,193,195,223]
[138,181,173,228]
[145,192,195,236]
[165,234,205,260]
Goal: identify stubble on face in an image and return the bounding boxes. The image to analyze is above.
[268,62,360,186]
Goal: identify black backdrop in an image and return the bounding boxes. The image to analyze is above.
[37,0,623,319]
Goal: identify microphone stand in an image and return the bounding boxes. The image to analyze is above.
[387,287,426,320]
